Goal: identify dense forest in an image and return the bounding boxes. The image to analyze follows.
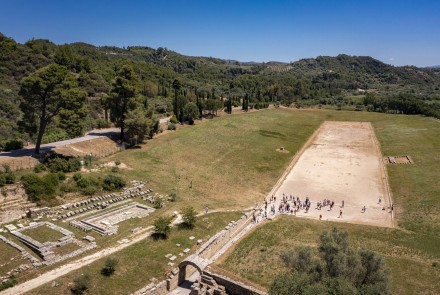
[1,32,440,150]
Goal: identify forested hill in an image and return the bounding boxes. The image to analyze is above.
[1,32,440,146]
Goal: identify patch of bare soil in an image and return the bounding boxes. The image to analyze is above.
[272,121,394,228]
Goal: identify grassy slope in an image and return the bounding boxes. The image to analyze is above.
[216,109,440,295]
[108,109,326,213]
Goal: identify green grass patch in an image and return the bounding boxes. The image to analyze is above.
[0,241,28,276]
[21,225,66,244]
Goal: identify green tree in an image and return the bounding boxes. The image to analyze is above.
[124,108,151,144]
[181,206,197,229]
[183,102,199,124]
[19,64,85,154]
[58,89,89,137]
[153,216,173,239]
[110,65,139,140]
[269,228,390,295]
[172,79,181,116]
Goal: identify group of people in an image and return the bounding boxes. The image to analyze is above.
[265,193,341,218]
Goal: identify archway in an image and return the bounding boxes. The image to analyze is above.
[178,259,203,287]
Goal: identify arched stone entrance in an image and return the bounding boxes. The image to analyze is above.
[177,254,210,286]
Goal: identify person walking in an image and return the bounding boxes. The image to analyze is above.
[339,210,342,218]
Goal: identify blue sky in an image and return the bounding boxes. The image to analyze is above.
[1,0,439,67]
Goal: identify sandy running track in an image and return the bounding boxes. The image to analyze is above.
[0,226,154,295]
[271,121,393,227]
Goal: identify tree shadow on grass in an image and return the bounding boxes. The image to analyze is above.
[151,232,168,240]
[177,223,195,231]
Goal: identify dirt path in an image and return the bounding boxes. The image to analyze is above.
[0,226,153,295]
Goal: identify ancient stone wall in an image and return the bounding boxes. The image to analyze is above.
[204,270,266,295]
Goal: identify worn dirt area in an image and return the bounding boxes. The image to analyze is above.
[273,121,393,227]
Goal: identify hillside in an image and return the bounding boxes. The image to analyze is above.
[1,32,440,145]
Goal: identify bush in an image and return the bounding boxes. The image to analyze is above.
[181,206,197,229]
[0,276,17,291]
[73,172,82,182]
[111,166,119,173]
[57,172,66,181]
[21,173,59,202]
[74,174,100,195]
[46,157,81,173]
[153,197,163,209]
[93,118,111,129]
[114,160,121,166]
[168,123,176,130]
[0,175,5,187]
[4,173,16,184]
[153,216,173,239]
[0,139,23,151]
[101,258,118,276]
[102,175,125,191]
[170,115,178,124]
[71,273,91,295]
[34,163,46,173]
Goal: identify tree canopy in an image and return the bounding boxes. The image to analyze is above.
[19,63,87,154]
[269,228,390,295]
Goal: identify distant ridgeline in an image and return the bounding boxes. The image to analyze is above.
[1,32,439,147]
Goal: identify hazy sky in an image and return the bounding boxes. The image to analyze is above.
[1,0,439,67]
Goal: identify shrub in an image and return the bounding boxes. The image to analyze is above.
[114,160,121,166]
[46,157,81,173]
[153,198,163,209]
[0,175,5,187]
[0,276,17,291]
[102,175,125,191]
[101,258,118,276]
[93,118,111,129]
[153,216,173,239]
[170,115,178,124]
[21,173,59,202]
[57,172,66,181]
[74,174,100,195]
[67,158,82,172]
[168,123,176,130]
[0,139,23,151]
[4,173,16,184]
[111,166,119,173]
[73,172,82,182]
[71,273,91,295]
[181,206,197,229]
[34,163,46,173]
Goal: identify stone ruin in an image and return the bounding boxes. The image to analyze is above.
[190,274,227,295]
[69,202,155,235]
[56,185,152,220]
[10,222,96,265]
[386,155,413,164]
